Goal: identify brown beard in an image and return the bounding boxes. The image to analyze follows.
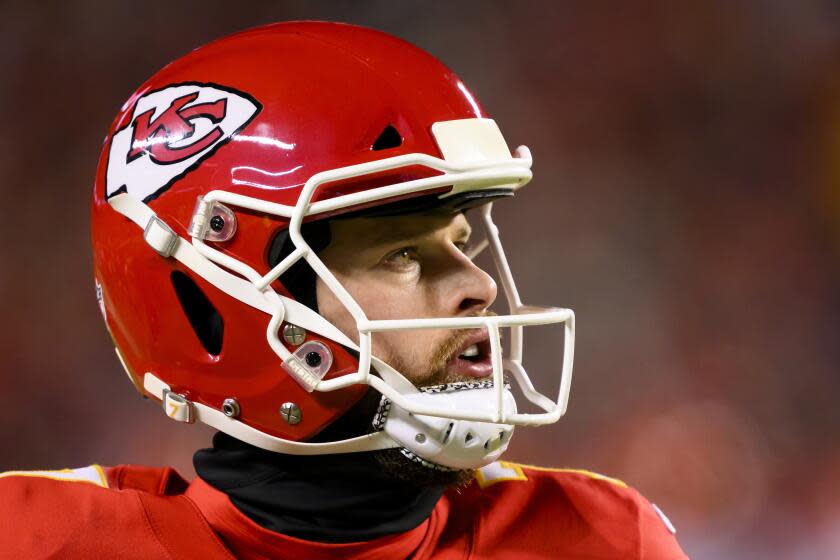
[370,312,501,487]
[311,384,477,488]
[386,330,476,387]
[385,310,500,388]
[372,448,477,488]
[312,312,502,488]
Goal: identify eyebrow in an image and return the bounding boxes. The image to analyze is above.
[367,222,472,247]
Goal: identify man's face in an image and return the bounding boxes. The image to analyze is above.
[316,211,498,387]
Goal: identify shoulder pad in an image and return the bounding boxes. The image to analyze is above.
[476,460,626,489]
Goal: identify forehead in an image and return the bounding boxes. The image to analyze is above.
[330,212,471,248]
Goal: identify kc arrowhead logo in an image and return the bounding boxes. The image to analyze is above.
[127,92,228,165]
[106,83,261,202]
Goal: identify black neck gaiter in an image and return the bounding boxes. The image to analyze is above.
[193,432,446,543]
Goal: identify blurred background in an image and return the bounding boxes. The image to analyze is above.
[1,1,838,558]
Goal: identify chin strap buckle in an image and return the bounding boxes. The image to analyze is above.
[144,215,179,257]
[162,389,195,423]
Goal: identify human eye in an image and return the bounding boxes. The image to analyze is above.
[382,247,420,269]
[453,234,477,257]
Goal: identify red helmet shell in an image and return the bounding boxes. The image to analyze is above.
[91,21,487,442]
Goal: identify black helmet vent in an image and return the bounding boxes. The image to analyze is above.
[267,221,332,312]
[171,271,224,356]
[371,124,402,151]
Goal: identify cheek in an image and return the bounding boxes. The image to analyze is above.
[316,275,451,373]
[315,276,423,342]
[371,329,419,359]
[315,278,358,342]
[350,288,405,321]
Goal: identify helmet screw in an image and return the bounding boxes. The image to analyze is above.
[209,215,225,232]
[282,324,306,346]
[279,402,302,425]
[221,398,240,418]
[305,351,321,367]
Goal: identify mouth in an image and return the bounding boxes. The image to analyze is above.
[446,331,494,378]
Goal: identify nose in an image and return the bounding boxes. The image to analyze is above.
[450,255,498,316]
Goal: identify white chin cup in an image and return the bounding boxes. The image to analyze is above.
[381,386,517,470]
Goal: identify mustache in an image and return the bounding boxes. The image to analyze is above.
[424,311,500,382]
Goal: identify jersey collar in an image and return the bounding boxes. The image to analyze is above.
[185,476,451,560]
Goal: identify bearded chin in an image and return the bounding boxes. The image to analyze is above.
[311,331,494,487]
[367,352,480,488]
[372,447,476,488]
[313,389,476,488]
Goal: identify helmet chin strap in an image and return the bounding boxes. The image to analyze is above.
[374,380,517,470]
[141,369,514,470]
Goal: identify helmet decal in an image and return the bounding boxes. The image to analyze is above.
[106,82,261,202]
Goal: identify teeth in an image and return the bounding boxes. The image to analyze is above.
[460,344,479,358]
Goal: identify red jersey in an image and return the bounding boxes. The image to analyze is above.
[0,462,687,559]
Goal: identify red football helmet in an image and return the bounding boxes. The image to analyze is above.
[92,21,575,470]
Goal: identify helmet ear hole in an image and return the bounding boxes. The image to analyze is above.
[171,271,224,356]
[267,222,332,311]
